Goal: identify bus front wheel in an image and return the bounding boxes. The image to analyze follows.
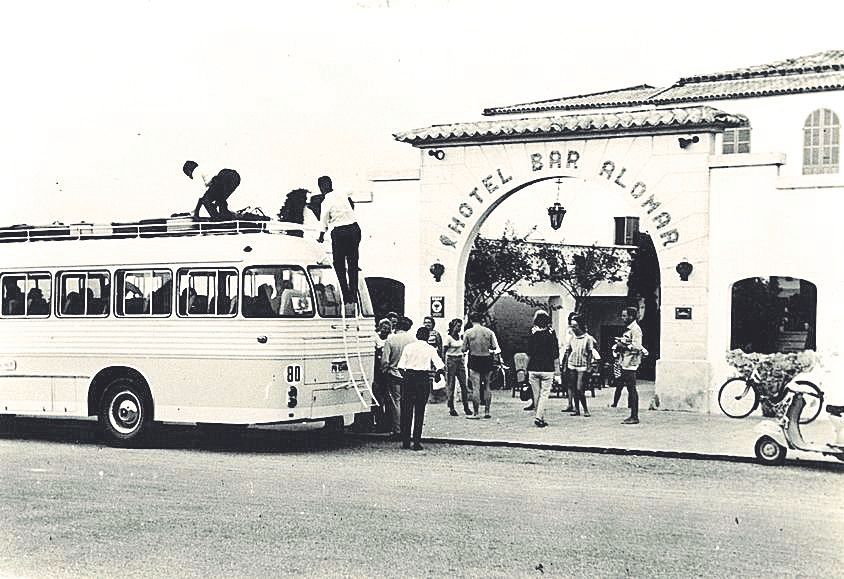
[99,378,152,446]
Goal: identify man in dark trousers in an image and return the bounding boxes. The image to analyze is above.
[316,175,360,304]
[191,166,241,221]
[397,326,445,450]
[615,306,645,424]
[381,316,416,440]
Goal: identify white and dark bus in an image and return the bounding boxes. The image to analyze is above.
[0,218,375,445]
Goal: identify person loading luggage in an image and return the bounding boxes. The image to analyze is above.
[316,175,361,305]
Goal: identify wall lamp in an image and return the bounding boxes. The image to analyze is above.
[676,259,693,281]
[429,261,445,282]
[678,136,700,149]
[428,149,446,161]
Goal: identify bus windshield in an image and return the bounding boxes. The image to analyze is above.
[308,266,374,318]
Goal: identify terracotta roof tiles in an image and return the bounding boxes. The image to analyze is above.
[394,106,747,145]
[481,50,844,116]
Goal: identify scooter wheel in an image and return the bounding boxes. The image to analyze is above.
[755,435,786,466]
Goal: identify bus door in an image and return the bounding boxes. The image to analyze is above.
[243,266,313,412]
[0,273,53,413]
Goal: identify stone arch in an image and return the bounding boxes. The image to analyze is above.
[416,137,713,411]
[453,175,578,308]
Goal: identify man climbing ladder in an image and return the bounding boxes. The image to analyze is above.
[316,175,361,306]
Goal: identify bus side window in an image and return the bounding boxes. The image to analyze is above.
[177,269,236,317]
[116,269,171,317]
[2,275,26,316]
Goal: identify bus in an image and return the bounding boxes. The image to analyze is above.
[0,217,376,445]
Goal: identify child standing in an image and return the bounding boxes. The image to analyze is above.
[564,316,601,417]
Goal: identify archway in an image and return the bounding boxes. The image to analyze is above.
[458,175,662,379]
[409,136,716,411]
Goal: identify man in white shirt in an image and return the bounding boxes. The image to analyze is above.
[617,307,644,424]
[381,316,416,438]
[397,326,445,450]
[316,175,361,305]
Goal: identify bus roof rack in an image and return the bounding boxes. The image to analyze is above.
[0,215,319,243]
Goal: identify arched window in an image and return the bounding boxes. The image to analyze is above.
[731,277,816,353]
[803,108,840,175]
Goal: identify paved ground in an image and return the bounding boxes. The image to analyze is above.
[2,436,842,578]
[401,382,844,465]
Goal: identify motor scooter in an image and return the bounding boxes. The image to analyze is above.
[754,380,844,465]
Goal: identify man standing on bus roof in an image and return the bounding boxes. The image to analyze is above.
[315,176,361,305]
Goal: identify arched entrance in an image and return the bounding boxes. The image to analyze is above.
[458,175,662,380]
[400,133,722,411]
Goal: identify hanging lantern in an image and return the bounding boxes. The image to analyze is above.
[548,178,566,230]
[548,203,566,230]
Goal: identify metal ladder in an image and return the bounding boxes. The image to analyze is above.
[339,298,377,410]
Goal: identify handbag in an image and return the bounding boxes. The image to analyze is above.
[519,383,532,402]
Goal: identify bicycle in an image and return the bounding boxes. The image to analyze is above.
[717,368,822,424]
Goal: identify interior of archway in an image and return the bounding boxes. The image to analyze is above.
[460,176,662,380]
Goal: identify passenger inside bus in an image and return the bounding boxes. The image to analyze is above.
[152,280,171,314]
[62,291,84,315]
[2,279,24,315]
[253,284,275,317]
[179,288,198,315]
[26,287,49,315]
[208,295,231,315]
[313,282,341,317]
[85,288,107,315]
[270,279,293,313]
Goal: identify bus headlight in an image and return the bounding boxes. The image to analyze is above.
[287,386,298,408]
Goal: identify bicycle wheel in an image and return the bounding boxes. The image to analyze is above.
[795,380,823,425]
[718,377,758,419]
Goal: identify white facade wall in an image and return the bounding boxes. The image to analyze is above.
[365,84,844,412]
[354,172,422,319]
[705,92,844,176]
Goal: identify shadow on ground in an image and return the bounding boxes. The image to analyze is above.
[0,415,362,454]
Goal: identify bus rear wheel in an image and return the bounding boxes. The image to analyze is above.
[99,378,152,446]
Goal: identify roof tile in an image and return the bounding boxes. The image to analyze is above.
[394,106,747,145]
[481,50,844,116]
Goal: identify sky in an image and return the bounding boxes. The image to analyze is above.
[3,0,843,226]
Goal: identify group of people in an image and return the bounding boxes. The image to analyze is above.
[276,177,361,305]
[1,280,49,316]
[188,162,362,306]
[525,306,644,427]
[370,305,645,450]
[373,311,502,450]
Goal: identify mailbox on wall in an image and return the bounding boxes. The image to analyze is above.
[430,296,444,318]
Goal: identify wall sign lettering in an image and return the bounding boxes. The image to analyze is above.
[439,149,681,249]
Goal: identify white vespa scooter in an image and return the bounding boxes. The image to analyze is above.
[754,380,844,465]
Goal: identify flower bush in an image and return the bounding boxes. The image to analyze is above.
[726,349,817,415]
[726,350,817,393]
[726,349,818,416]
